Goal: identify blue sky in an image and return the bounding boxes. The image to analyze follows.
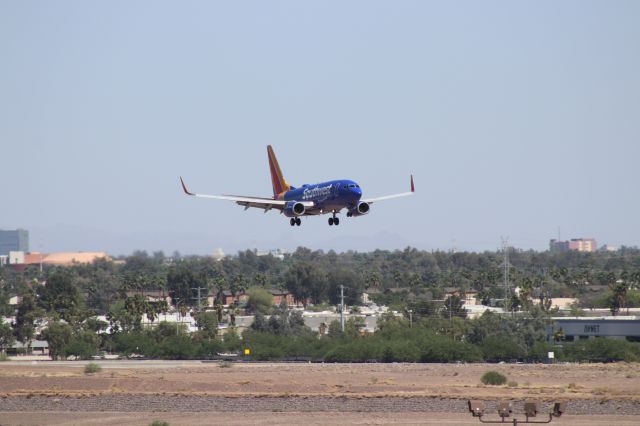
[1,1,639,255]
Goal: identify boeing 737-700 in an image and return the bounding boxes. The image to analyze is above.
[180,145,414,226]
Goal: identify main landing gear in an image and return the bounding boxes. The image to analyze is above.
[290,217,301,226]
[328,212,340,226]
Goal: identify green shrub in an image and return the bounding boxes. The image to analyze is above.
[418,335,483,363]
[481,335,526,362]
[481,371,507,386]
[0,353,10,362]
[84,363,102,374]
[526,341,554,362]
[66,331,101,360]
[561,338,640,362]
[149,421,170,426]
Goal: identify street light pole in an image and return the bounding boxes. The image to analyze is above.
[340,284,345,332]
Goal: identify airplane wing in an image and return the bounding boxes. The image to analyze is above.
[362,175,415,203]
[180,177,314,212]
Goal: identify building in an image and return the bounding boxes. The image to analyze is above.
[569,238,597,252]
[303,312,378,334]
[39,252,110,265]
[270,289,297,306]
[217,290,249,306]
[7,340,49,356]
[125,290,172,307]
[0,229,29,256]
[551,316,640,342]
[254,248,287,260]
[550,238,597,253]
[532,297,577,311]
[212,248,225,261]
[549,239,569,253]
[443,288,479,306]
[215,289,304,307]
[8,251,25,265]
[9,251,110,267]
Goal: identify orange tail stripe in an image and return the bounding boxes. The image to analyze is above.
[267,145,290,198]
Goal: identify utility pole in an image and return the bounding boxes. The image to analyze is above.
[191,286,208,330]
[174,297,181,335]
[340,284,345,332]
[500,237,512,314]
[408,309,413,328]
[191,287,207,312]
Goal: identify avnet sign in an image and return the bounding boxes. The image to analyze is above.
[553,317,640,339]
[584,324,600,333]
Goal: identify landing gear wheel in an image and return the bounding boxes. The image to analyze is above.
[295,217,301,226]
[290,218,296,226]
[328,218,334,226]
[334,217,340,226]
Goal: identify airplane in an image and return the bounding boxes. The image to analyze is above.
[179,145,414,227]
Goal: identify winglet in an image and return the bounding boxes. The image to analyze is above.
[180,176,195,196]
[410,174,415,192]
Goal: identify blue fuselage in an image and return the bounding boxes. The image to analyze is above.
[283,179,362,213]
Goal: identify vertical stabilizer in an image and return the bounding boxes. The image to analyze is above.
[267,145,291,198]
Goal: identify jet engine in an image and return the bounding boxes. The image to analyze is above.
[284,201,306,217]
[347,201,370,217]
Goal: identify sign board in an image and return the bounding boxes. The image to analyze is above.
[548,351,555,359]
[244,348,251,356]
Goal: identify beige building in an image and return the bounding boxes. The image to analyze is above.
[16,251,110,266]
[569,238,597,252]
[550,238,597,253]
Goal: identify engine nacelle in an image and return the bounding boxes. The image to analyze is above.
[284,201,306,217]
[348,201,370,217]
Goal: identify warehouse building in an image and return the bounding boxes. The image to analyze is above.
[552,316,640,342]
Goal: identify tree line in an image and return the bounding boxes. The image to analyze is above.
[3,246,640,313]
[1,247,640,361]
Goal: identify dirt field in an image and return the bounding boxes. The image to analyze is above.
[1,361,639,425]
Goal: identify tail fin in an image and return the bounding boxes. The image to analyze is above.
[267,145,291,198]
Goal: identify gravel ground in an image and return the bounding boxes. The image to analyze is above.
[2,395,640,416]
[3,412,640,426]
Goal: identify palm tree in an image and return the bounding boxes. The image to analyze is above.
[609,281,628,316]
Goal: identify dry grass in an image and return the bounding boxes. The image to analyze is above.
[1,362,639,401]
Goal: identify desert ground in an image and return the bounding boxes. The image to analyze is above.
[1,360,640,425]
